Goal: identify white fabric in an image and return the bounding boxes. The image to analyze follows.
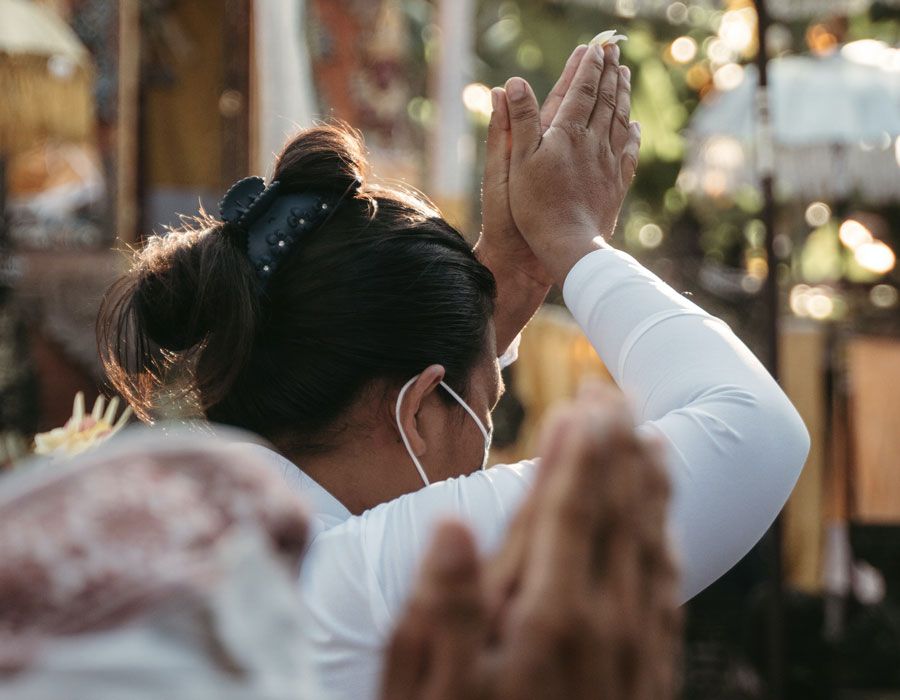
[498,332,521,369]
[252,0,318,176]
[272,246,809,700]
[2,531,311,700]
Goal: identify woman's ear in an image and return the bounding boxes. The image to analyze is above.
[396,365,446,457]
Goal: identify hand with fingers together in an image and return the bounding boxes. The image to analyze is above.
[476,44,593,352]
[381,384,682,700]
[477,44,590,289]
[500,42,641,288]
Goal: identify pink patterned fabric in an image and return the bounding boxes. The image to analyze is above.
[0,430,308,674]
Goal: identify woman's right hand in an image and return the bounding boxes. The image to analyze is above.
[505,43,641,287]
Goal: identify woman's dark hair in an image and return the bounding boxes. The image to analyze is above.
[98,124,496,452]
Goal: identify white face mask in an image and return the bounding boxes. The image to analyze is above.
[395,375,492,486]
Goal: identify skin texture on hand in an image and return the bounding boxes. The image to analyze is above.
[476,44,589,288]
[381,383,682,700]
[503,43,641,288]
[476,45,589,354]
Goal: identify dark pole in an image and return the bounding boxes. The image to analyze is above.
[0,156,9,286]
[0,157,7,250]
[752,1,785,699]
[221,0,252,188]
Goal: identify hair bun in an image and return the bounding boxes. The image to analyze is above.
[272,123,368,195]
[132,238,208,352]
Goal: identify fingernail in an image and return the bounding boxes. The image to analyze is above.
[571,44,588,63]
[491,88,499,111]
[592,42,605,60]
[612,44,621,62]
[507,77,526,101]
[621,65,631,83]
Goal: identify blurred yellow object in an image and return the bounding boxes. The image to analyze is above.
[0,0,95,155]
[847,337,900,524]
[34,392,132,457]
[490,306,612,465]
[779,323,827,593]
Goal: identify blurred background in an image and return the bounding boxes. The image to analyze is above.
[0,0,899,697]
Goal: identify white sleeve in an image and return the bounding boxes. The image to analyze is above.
[302,246,810,645]
[562,247,809,601]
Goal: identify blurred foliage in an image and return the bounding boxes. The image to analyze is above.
[401,0,900,334]
[471,1,694,260]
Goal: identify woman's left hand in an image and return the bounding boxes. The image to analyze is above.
[476,45,589,289]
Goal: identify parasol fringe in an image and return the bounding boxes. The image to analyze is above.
[683,137,900,204]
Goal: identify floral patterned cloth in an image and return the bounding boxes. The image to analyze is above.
[0,428,308,678]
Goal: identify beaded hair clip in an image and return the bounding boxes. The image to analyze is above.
[218,176,359,283]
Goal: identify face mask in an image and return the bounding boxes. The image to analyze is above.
[395,375,492,486]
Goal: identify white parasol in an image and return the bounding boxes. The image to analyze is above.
[680,44,900,203]
[552,0,899,21]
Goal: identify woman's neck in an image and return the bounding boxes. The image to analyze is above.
[280,430,423,516]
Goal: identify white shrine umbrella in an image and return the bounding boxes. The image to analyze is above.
[553,0,898,21]
[680,44,900,203]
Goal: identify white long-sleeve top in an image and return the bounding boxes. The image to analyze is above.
[253,247,809,700]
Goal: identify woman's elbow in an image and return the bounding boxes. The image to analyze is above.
[758,386,811,483]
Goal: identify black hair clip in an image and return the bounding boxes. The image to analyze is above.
[219,175,362,285]
[219,176,281,231]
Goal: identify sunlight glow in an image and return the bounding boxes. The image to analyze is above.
[855,241,896,275]
[839,219,873,250]
[671,36,698,64]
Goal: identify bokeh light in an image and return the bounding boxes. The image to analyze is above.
[638,223,664,248]
[705,137,744,168]
[718,8,756,54]
[707,38,733,65]
[807,292,835,320]
[790,284,838,320]
[686,63,712,91]
[517,42,543,70]
[666,2,689,24]
[671,36,698,64]
[804,202,831,228]
[870,284,899,308]
[713,63,745,91]
[462,83,493,119]
[806,24,838,55]
[854,241,897,275]
[839,219,873,250]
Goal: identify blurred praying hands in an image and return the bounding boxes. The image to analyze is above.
[382,383,681,700]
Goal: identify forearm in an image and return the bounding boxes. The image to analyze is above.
[563,246,809,600]
[475,240,551,356]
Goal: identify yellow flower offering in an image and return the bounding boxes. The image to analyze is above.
[34,392,132,457]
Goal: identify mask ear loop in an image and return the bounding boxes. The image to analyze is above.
[438,382,491,446]
[396,376,431,486]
